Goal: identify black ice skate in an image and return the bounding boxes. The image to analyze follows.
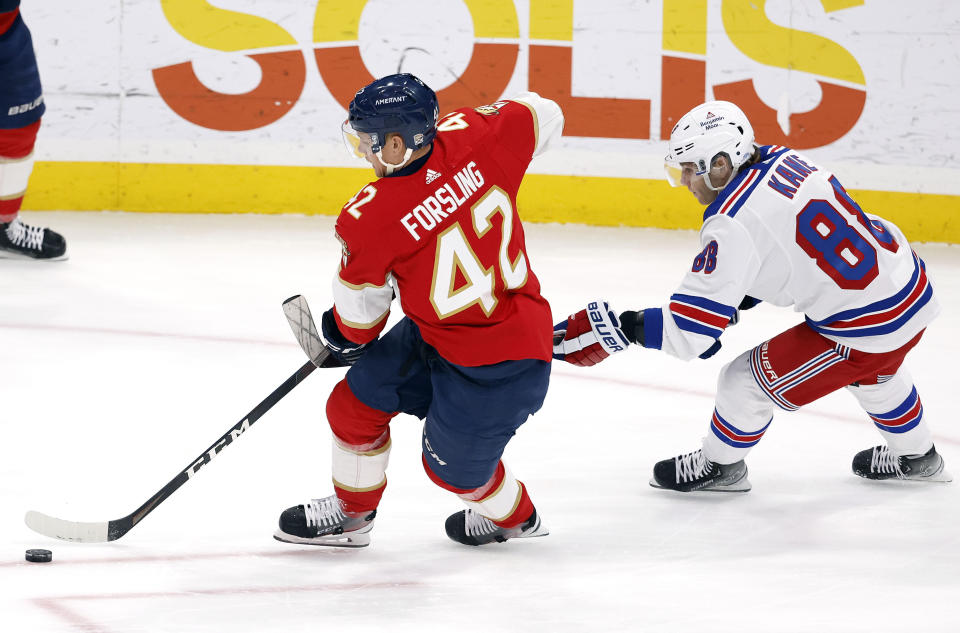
[445,508,549,546]
[650,449,751,492]
[0,218,67,260]
[852,444,952,482]
[274,495,376,547]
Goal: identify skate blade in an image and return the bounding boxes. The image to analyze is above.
[0,249,69,262]
[273,529,371,548]
[517,520,550,539]
[927,468,953,483]
[899,468,952,483]
[857,466,954,484]
[649,477,752,493]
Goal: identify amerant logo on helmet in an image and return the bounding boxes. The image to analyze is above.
[375,96,407,105]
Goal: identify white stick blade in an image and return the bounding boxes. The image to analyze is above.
[25,511,110,543]
[282,295,327,365]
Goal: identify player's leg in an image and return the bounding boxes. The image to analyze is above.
[421,357,551,546]
[847,364,950,482]
[274,318,430,547]
[650,348,770,492]
[0,121,67,260]
[0,13,67,260]
[652,323,858,492]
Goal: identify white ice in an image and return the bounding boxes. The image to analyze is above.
[2,211,958,633]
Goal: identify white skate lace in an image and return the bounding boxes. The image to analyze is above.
[463,510,500,537]
[6,218,44,251]
[304,496,346,529]
[675,450,712,483]
[870,446,905,478]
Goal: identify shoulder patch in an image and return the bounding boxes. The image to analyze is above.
[474,101,509,115]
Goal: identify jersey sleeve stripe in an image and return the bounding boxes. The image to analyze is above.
[669,302,731,329]
[332,275,393,329]
[669,293,737,318]
[672,314,724,339]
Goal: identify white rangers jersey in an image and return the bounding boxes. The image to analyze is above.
[642,145,939,359]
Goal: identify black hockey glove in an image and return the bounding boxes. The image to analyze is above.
[618,310,644,345]
[729,295,761,326]
[321,308,373,366]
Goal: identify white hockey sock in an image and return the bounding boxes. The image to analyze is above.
[847,370,933,457]
[331,433,391,493]
[458,463,523,523]
[704,350,777,464]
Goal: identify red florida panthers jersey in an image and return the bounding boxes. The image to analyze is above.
[331,93,563,367]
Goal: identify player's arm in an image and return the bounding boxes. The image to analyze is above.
[620,218,760,361]
[505,92,564,158]
[323,221,395,364]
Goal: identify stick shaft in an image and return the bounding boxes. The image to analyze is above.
[123,359,317,534]
[25,359,319,542]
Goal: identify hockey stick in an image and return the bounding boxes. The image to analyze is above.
[281,294,343,367]
[24,300,332,543]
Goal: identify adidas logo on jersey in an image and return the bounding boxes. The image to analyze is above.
[425,169,442,184]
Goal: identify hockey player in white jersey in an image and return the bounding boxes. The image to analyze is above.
[552,100,949,492]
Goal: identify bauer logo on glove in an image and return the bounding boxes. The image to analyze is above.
[553,300,630,367]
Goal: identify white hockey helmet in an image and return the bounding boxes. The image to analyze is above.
[664,100,755,191]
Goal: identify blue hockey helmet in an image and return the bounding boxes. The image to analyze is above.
[346,73,439,155]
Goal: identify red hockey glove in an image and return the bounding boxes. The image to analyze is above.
[553,300,630,367]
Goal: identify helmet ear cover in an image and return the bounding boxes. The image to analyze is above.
[703,151,736,191]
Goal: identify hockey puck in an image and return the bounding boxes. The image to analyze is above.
[25,549,52,563]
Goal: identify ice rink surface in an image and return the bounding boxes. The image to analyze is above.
[2,211,958,632]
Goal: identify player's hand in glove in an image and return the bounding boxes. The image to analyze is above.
[553,300,629,367]
[321,308,373,366]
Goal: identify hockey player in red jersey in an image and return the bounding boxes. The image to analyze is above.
[275,74,564,546]
[0,0,67,260]
[554,100,949,492]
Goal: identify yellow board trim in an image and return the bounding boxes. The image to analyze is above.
[463,0,520,39]
[25,162,373,216]
[529,0,573,41]
[722,0,865,85]
[662,0,708,55]
[161,0,297,51]
[22,162,960,244]
[820,0,865,12]
[312,0,365,42]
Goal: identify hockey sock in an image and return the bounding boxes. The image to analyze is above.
[332,433,390,515]
[0,120,40,222]
[423,458,534,528]
[326,379,397,514]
